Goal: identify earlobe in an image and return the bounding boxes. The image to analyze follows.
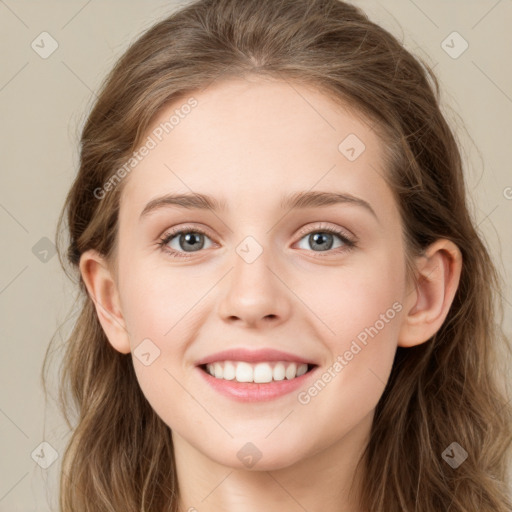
[79,249,131,354]
[397,239,462,348]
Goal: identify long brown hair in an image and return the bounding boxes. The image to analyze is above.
[42,0,512,510]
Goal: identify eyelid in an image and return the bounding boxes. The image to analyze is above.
[158,223,216,256]
[157,221,357,258]
[295,222,356,244]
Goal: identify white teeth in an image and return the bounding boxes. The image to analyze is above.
[273,362,286,381]
[214,362,223,379]
[296,363,307,377]
[204,361,310,383]
[253,363,273,383]
[235,362,253,383]
[223,361,236,380]
[285,362,297,380]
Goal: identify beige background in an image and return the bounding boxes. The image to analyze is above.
[1,0,511,510]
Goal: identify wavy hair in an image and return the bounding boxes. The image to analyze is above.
[42,0,512,510]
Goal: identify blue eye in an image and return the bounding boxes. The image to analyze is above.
[158,226,213,258]
[157,223,356,259]
[296,227,355,253]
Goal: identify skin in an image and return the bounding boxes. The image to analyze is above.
[80,75,462,512]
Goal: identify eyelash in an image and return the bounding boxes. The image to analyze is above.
[157,223,357,259]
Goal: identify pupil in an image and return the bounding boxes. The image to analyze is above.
[181,232,204,251]
[177,231,335,253]
[311,232,333,251]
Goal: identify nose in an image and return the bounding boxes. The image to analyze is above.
[217,247,292,329]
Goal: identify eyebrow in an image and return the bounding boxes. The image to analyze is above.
[139,191,378,221]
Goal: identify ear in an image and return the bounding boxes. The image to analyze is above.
[79,249,131,354]
[398,239,462,348]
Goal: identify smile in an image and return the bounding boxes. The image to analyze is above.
[202,360,315,383]
[197,362,318,402]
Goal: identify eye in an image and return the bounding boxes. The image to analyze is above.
[295,223,356,256]
[157,222,357,259]
[158,225,215,258]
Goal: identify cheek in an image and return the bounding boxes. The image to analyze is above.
[119,262,205,347]
[294,253,405,406]
[121,265,202,425]
[288,285,403,466]
[298,254,405,347]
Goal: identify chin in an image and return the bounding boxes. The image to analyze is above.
[206,441,309,472]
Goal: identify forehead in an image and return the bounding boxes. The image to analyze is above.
[120,76,394,218]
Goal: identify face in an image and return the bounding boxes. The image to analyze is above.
[113,76,412,470]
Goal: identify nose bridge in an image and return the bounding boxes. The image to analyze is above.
[231,233,278,298]
[217,232,291,325]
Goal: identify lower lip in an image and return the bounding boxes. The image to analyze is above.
[196,365,318,402]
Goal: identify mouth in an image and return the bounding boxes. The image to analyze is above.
[198,361,318,383]
[194,347,320,401]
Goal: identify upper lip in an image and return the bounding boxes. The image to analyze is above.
[195,348,318,366]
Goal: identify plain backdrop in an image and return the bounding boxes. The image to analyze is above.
[1,0,511,510]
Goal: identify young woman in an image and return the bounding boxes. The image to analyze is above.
[43,0,512,510]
